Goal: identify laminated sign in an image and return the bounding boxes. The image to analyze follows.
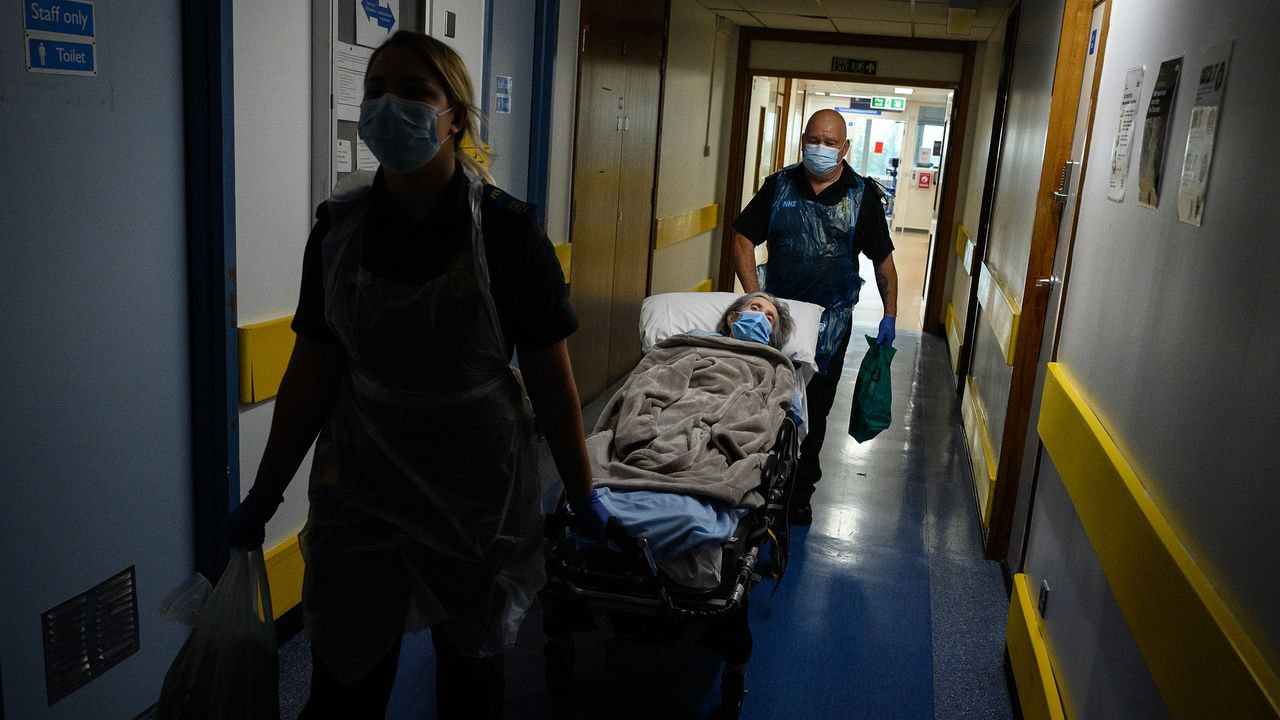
[1137,57,1183,208]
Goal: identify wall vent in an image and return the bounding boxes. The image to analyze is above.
[42,566,140,705]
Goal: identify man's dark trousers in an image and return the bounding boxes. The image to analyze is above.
[794,329,853,505]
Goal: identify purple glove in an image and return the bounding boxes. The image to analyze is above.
[568,488,611,541]
[226,488,284,550]
[876,315,896,346]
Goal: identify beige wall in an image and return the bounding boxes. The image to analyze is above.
[545,0,581,245]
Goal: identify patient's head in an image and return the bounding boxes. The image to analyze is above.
[717,291,794,351]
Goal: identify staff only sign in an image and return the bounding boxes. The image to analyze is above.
[24,0,97,76]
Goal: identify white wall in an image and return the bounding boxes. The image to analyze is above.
[485,0,535,197]
[1026,0,1280,710]
[649,0,736,294]
[233,0,317,551]
[751,40,964,84]
[0,4,195,717]
[430,0,486,114]
[545,0,581,244]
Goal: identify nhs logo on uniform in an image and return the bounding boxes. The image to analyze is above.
[780,200,799,208]
[24,0,98,77]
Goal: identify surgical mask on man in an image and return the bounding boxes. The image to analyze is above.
[358,94,453,174]
[731,310,772,345]
[802,143,841,177]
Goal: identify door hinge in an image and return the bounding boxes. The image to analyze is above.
[1051,160,1078,204]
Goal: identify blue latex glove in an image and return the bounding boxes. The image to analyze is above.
[226,488,284,550]
[876,315,896,346]
[567,488,612,541]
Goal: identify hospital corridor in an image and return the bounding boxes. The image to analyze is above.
[2,1,1279,719]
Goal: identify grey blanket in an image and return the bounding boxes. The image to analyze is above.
[586,334,796,508]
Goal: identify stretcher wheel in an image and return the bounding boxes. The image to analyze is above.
[712,669,746,720]
[544,636,575,694]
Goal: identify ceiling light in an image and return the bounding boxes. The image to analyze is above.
[813,91,827,96]
[894,87,914,95]
[829,92,857,98]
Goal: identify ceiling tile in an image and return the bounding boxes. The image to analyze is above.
[697,0,743,9]
[912,22,974,38]
[754,12,838,31]
[831,17,913,36]
[911,4,951,23]
[716,9,764,26]
[972,5,1008,26]
[822,0,913,22]
[967,25,993,40]
[737,0,823,14]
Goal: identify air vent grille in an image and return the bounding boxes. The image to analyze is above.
[42,567,140,705]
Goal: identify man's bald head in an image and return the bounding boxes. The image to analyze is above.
[804,109,848,144]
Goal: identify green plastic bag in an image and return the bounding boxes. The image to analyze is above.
[848,335,896,443]
[157,549,279,720]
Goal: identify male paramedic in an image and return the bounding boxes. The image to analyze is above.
[731,108,898,526]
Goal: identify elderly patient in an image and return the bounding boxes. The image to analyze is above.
[714,291,795,350]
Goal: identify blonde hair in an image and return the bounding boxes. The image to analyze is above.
[369,31,493,184]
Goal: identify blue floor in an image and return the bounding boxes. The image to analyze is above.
[278,330,1013,719]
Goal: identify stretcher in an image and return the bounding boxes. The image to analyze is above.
[540,292,822,719]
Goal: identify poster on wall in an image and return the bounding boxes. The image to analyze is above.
[1176,41,1233,226]
[1106,66,1144,202]
[356,0,399,48]
[1137,56,1183,208]
[335,41,374,122]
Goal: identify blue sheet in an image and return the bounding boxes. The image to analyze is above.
[575,488,747,563]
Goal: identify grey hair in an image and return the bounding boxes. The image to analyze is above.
[717,291,794,351]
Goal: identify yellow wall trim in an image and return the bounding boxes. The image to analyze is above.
[1007,573,1067,720]
[690,277,713,293]
[1039,363,1280,718]
[945,302,962,373]
[962,375,998,528]
[655,204,719,250]
[238,316,296,404]
[977,261,1020,365]
[554,242,572,282]
[263,534,305,620]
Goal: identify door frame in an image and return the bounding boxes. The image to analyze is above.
[983,0,1101,560]
[1011,0,1114,570]
[717,28,975,337]
[181,0,239,582]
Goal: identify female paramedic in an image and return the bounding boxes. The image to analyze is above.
[225,30,610,719]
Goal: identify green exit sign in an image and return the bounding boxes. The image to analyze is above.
[870,96,906,111]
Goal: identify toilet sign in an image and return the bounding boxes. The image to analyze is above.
[24,0,97,76]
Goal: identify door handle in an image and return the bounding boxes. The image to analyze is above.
[1035,276,1060,288]
[1051,160,1078,204]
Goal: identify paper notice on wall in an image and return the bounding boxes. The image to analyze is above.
[335,139,353,173]
[1107,66,1144,202]
[1137,56,1183,208]
[356,138,379,171]
[356,0,399,49]
[1177,41,1233,226]
[335,41,373,122]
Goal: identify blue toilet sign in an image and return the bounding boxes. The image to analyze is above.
[24,0,97,76]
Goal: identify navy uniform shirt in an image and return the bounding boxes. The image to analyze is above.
[292,166,578,358]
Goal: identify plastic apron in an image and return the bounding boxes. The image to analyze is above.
[763,164,866,373]
[300,169,543,683]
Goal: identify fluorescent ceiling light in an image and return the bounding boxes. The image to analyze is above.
[813,91,827,96]
[829,92,858,98]
[894,87,914,95]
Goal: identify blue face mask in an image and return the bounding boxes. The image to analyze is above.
[731,310,772,345]
[357,94,453,174]
[802,143,841,176]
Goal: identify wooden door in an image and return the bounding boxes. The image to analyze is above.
[567,0,626,400]
[606,0,664,383]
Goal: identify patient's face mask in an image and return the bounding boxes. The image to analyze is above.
[731,310,772,345]
[358,94,453,174]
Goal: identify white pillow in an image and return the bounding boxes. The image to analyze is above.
[639,292,824,371]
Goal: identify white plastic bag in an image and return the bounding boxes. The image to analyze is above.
[157,549,279,719]
[157,573,213,626]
